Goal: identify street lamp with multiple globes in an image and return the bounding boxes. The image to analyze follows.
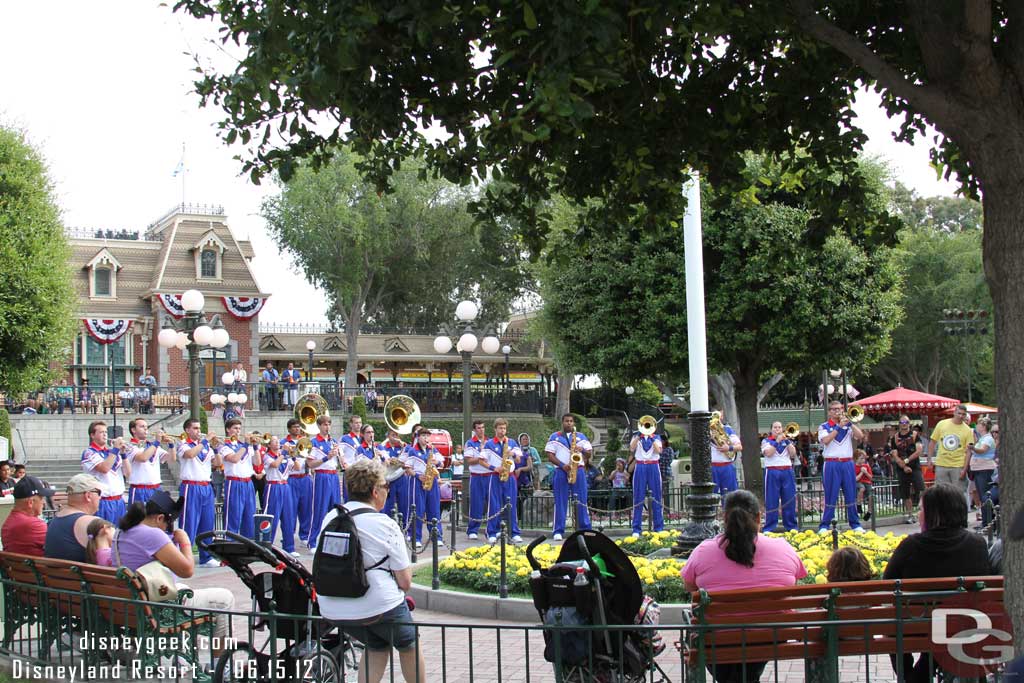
[157,289,231,420]
[306,340,317,381]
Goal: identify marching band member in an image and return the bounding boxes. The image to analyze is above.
[251,431,268,511]
[818,401,865,533]
[407,427,444,550]
[177,418,220,567]
[306,414,341,548]
[262,436,298,556]
[282,418,313,544]
[761,422,799,532]
[483,418,523,544]
[356,424,386,463]
[339,415,363,501]
[464,420,491,540]
[125,418,175,505]
[219,419,257,538]
[711,415,742,501]
[382,428,412,531]
[628,428,664,538]
[545,413,593,540]
[81,420,129,524]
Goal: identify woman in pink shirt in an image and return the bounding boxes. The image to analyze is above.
[681,490,807,683]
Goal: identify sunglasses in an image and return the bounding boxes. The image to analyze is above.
[899,420,909,425]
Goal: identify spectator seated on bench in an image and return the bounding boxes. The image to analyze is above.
[1,477,53,557]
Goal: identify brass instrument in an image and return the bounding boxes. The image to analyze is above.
[294,393,329,436]
[846,405,865,424]
[638,415,658,436]
[384,395,421,435]
[209,434,224,449]
[567,429,583,485]
[158,432,182,445]
[248,432,263,446]
[294,436,313,458]
[261,432,272,446]
[784,422,801,439]
[422,452,439,491]
[499,438,515,482]
[709,411,730,447]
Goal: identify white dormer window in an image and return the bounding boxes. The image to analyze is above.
[85,248,122,299]
[193,230,227,281]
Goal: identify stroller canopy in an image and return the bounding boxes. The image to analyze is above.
[557,530,643,622]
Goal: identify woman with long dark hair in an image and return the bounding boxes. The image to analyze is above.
[681,490,807,683]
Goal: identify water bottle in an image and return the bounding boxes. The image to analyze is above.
[572,566,592,616]
[573,566,589,586]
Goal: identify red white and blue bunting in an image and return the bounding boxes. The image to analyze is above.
[83,319,133,344]
[156,293,185,319]
[222,296,267,320]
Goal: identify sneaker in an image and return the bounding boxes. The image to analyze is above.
[631,532,641,538]
[817,528,830,535]
[905,515,915,524]
[851,526,866,533]
[511,535,523,544]
[862,511,872,521]
[468,533,479,540]
[414,542,424,551]
[487,536,497,544]
[202,559,221,568]
[290,551,301,558]
[552,533,564,541]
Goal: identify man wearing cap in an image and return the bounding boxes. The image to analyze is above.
[43,473,103,562]
[2,476,54,556]
[126,418,175,505]
[81,421,130,525]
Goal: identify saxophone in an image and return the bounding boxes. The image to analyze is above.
[499,438,515,482]
[422,450,439,491]
[567,429,583,485]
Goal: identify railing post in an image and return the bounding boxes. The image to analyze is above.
[797,483,805,531]
[869,487,877,533]
[430,518,440,591]
[450,490,458,552]
[830,519,838,551]
[499,519,508,599]
[646,491,653,532]
[410,500,418,563]
[570,492,578,532]
[505,495,513,541]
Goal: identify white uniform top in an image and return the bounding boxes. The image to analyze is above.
[405,444,443,475]
[177,439,213,482]
[263,451,290,483]
[483,438,523,470]
[220,441,255,478]
[465,437,489,474]
[281,436,307,475]
[633,435,662,464]
[760,438,792,468]
[818,421,854,460]
[81,444,126,497]
[126,438,169,486]
[544,431,593,466]
[339,433,361,468]
[311,435,339,473]
[710,425,741,464]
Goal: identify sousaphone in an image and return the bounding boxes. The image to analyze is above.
[384,395,421,435]
[294,393,329,436]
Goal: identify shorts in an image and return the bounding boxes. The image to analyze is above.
[330,602,417,652]
[897,468,925,499]
[857,482,872,496]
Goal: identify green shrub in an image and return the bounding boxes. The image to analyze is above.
[351,395,368,420]
[199,407,208,434]
[0,409,12,458]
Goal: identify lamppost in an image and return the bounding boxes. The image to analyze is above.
[434,301,500,516]
[502,344,512,411]
[306,340,316,382]
[940,309,990,403]
[157,289,231,420]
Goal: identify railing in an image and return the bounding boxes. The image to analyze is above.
[257,321,534,340]
[0,575,1012,682]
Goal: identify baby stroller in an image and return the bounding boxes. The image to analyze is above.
[527,530,669,683]
[197,530,363,682]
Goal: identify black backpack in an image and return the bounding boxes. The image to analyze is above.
[312,505,389,598]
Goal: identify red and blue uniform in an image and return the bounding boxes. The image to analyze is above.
[81,442,126,524]
[262,450,295,553]
[631,435,664,534]
[339,431,361,502]
[381,442,411,529]
[125,438,168,505]
[818,419,861,530]
[711,425,741,502]
[482,438,522,538]
[544,431,593,536]
[282,435,313,543]
[407,443,443,544]
[177,438,216,565]
[220,439,257,539]
[761,437,798,532]
[307,434,340,548]
[465,436,493,537]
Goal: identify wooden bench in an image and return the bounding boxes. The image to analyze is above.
[0,551,213,671]
[683,575,1005,683]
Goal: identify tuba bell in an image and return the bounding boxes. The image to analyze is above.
[638,415,658,436]
[294,393,329,436]
[784,422,801,439]
[384,395,421,435]
[846,405,865,424]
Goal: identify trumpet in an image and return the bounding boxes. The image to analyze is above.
[638,415,658,437]
[209,434,224,449]
[499,439,515,482]
[784,422,801,439]
[567,429,582,485]
[248,432,263,446]
[159,432,184,445]
[261,432,272,446]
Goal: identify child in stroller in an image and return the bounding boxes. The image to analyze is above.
[197,530,363,682]
[527,530,669,683]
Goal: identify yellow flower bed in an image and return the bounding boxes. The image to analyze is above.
[437,529,902,603]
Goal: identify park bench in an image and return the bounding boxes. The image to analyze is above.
[0,551,213,671]
[683,575,1005,683]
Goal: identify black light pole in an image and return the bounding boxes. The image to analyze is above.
[306,340,316,382]
[939,309,990,403]
[502,344,512,412]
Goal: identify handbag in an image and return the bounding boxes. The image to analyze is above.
[113,530,179,603]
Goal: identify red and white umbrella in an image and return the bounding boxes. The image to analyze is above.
[850,386,959,416]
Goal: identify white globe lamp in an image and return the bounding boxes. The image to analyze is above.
[458,332,478,354]
[501,344,511,356]
[193,324,214,346]
[181,289,205,312]
[221,372,234,385]
[481,335,501,355]
[157,327,178,348]
[211,328,230,348]
[433,336,453,354]
[227,392,239,404]
[455,300,478,322]
[237,394,248,405]
[174,334,189,351]
[625,386,635,396]
[306,340,316,351]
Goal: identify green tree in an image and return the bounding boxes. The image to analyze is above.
[538,181,903,496]
[0,126,76,393]
[176,1,1024,640]
[262,149,528,389]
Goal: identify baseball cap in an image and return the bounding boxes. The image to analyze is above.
[66,473,103,494]
[13,476,55,500]
[145,490,183,518]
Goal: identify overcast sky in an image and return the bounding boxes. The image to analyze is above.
[1,1,962,325]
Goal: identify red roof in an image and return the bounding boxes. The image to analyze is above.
[851,387,959,415]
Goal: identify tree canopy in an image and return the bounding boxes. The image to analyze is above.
[261,148,527,388]
[0,126,77,393]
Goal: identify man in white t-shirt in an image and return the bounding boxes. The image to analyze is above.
[315,459,424,683]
